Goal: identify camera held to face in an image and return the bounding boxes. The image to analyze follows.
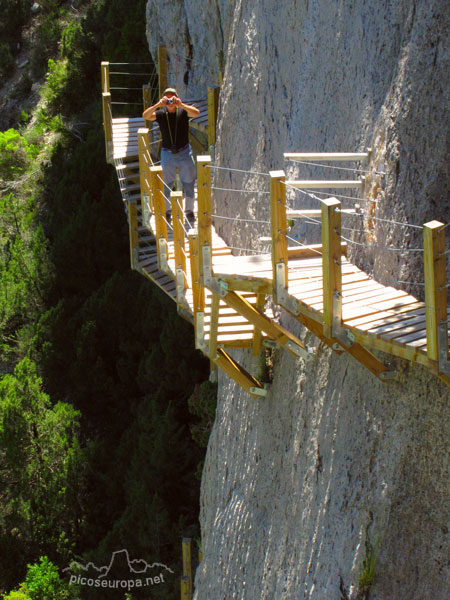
[166,98,175,105]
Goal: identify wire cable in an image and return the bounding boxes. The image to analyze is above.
[339,233,424,252]
[338,209,424,230]
[208,213,271,225]
[280,232,323,256]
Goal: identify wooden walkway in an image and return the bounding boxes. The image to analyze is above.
[101,68,450,395]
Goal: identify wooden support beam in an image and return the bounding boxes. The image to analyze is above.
[197,156,213,281]
[101,61,110,93]
[208,85,220,149]
[158,44,168,98]
[322,198,342,338]
[424,220,447,364]
[286,180,363,189]
[138,128,153,224]
[284,152,370,162]
[252,294,266,355]
[223,291,311,360]
[128,200,139,269]
[270,170,288,303]
[182,538,193,598]
[214,348,267,397]
[208,293,220,359]
[102,92,113,163]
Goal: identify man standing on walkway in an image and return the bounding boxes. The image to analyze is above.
[143,88,200,222]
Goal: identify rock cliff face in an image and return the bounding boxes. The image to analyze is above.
[146,1,449,598]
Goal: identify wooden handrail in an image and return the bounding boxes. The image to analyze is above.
[270,170,288,303]
[286,179,363,189]
[322,198,342,338]
[284,152,370,162]
[424,220,447,364]
[158,44,168,98]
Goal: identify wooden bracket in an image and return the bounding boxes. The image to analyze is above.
[213,348,267,398]
[195,312,208,354]
[202,243,216,289]
[221,290,314,361]
[142,193,151,228]
[176,268,189,310]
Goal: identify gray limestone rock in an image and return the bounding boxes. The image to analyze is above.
[145,1,450,598]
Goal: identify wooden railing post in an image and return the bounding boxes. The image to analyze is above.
[270,170,288,303]
[182,538,193,598]
[150,166,168,269]
[171,192,185,270]
[138,128,153,228]
[101,61,110,93]
[102,92,113,164]
[128,200,139,269]
[424,220,447,365]
[158,44,168,98]
[322,198,342,338]
[197,156,213,282]
[180,576,190,599]
[207,85,220,154]
[188,232,204,329]
[171,191,188,306]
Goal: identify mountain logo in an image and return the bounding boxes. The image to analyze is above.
[63,549,174,591]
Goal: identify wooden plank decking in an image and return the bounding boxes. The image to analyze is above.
[104,80,450,393]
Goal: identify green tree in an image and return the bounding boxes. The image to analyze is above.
[2,556,80,600]
[0,359,85,588]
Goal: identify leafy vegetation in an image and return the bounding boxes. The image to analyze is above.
[0,0,209,597]
[2,556,80,600]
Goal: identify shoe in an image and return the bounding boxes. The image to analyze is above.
[165,210,172,223]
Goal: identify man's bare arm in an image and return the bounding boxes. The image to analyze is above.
[175,97,200,118]
[142,99,164,121]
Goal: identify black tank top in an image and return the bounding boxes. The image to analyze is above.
[155,107,190,150]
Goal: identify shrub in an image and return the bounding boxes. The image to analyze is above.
[0,129,38,180]
[0,43,15,82]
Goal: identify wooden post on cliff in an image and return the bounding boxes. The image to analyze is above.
[101,61,110,93]
[270,170,288,303]
[322,198,342,338]
[197,156,213,282]
[158,44,168,98]
[208,84,220,155]
[102,92,113,164]
[424,220,447,365]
